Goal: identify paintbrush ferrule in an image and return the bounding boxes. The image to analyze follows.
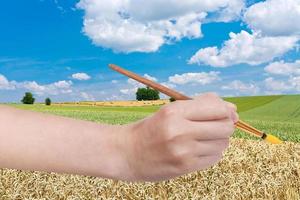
[261,132,267,139]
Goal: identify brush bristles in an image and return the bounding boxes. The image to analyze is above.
[264,134,283,144]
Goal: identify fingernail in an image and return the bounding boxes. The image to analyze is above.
[231,111,239,123]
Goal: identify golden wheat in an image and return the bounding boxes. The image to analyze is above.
[0,138,299,200]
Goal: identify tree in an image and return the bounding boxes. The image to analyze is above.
[45,98,51,106]
[136,87,160,101]
[169,97,176,102]
[21,92,35,104]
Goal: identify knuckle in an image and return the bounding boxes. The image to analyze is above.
[204,92,219,99]
[168,146,185,162]
[160,118,180,141]
[230,103,237,111]
[226,102,237,111]
[213,104,230,119]
[222,121,235,136]
[166,141,190,163]
[159,105,177,118]
[159,106,184,140]
[195,92,220,101]
[219,139,230,151]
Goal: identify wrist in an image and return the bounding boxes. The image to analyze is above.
[90,124,137,181]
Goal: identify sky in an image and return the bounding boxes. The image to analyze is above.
[0,0,299,103]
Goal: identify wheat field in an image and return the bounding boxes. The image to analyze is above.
[0,139,299,199]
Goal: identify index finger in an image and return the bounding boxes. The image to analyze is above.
[169,94,232,121]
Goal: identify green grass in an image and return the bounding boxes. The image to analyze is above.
[11,95,300,142]
[228,95,300,142]
[238,95,300,122]
[224,95,283,112]
[11,104,155,124]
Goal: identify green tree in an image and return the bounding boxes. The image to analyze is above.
[169,97,176,102]
[45,98,51,106]
[21,92,35,104]
[136,87,160,101]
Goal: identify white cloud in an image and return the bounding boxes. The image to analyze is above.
[120,74,158,95]
[264,59,300,93]
[71,72,91,80]
[17,80,73,96]
[161,82,176,89]
[189,31,298,67]
[77,0,244,53]
[264,77,292,92]
[120,88,136,95]
[0,74,73,96]
[222,80,260,95]
[208,0,245,22]
[263,76,300,93]
[168,71,220,85]
[127,74,158,88]
[21,81,46,94]
[126,0,238,22]
[80,92,95,101]
[111,80,119,84]
[53,80,73,89]
[265,60,300,76]
[244,0,300,36]
[288,76,300,91]
[143,74,158,82]
[0,74,16,90]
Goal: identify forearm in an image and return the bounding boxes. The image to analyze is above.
[0,105,130,180]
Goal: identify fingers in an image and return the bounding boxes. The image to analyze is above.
[225,102,237,111]
[179,154,223,174]
[225,101,239,123]
[181,118,235,140]
[191,138,229,156]
[178,139,229,173]
[169,93,232,121]
[192,154,222,171]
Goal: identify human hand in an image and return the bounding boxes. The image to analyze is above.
[120,93,239,182]
[0,95,238,182]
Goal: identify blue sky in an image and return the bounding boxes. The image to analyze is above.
[0,0,299,102]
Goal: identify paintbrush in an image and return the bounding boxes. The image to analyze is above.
[109,64,283,144]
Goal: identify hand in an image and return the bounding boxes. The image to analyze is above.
[120,93,239,182]
[0,95,238,182]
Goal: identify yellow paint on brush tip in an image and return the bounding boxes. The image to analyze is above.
[265,134,283,144]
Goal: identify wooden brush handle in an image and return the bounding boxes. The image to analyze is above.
[109,64,191,100]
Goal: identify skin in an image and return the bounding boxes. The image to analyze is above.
[0,93,238,182]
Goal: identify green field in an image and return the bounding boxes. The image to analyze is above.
[12,95,300,142]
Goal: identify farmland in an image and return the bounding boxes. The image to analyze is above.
[1,95,300,199]
[11,94,300,142]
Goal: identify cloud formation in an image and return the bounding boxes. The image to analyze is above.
[80,92,95,101]
[77,0,244,53]
[244,0,300,36]
[264,77,292,92]
[222,80,260,95]
[0,74,16,90]
[0,74,73,96]
[120,74,158,95]
[189,31,298,67]
[190,0,300,67]
[265,60,300,76]
[168,71,220,85]
[71,72,91,80]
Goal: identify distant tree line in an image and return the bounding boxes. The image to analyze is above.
[21,92,51,106]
